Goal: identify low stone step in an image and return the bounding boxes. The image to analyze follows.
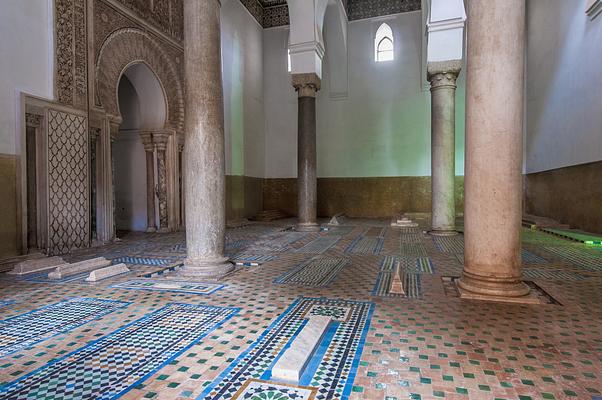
[8,256,65,275]
[85,263,130,282]
[48,257,111,280]
[272,315,331,382]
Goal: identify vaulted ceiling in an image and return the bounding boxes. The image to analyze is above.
[241,0,421,28]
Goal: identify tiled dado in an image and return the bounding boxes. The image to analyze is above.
[0,219,600,399]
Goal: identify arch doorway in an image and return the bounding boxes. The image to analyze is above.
[114,63,167,235]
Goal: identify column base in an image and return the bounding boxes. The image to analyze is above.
[157,227,170,233]
[178,256,234,279]
[296,222,320,232]
[146,227,157,233]
[428,229,458,237]
[457,270,531,298]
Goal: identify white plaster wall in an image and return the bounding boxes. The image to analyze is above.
[114,132,148,232]
[115,76,148,232]
[526,0,602,173]
[263,11,466,178]
[0,0,53,155]
[221,0,265,177]
[123,64,166,130]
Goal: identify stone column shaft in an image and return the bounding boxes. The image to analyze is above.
[293,73,321,232]
[428,61,461,236]
[458,0,529,298]
[140,132,157,232]
[180,0,233,278]
[153,132,170,233]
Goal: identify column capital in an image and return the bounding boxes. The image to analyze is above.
[25,113,43,128]
[139,132,154,152]
[89,127,101,142]
[153,131,171,152]
[292,73,321,98]
[427,60,462,90]
[177,135,185,153]
[109,123,120,142]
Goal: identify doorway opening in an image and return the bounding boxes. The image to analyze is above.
[114,63,167,235]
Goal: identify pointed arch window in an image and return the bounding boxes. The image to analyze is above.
[375,23,394,62]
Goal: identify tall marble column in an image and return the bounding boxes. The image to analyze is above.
[180,0,233,278]
[458,0,530,299]
[293,73,321,232]
[139,132,157,232]
[428,61,461,236]
[153,132,170,233]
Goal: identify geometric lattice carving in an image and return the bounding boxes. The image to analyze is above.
[95,28,184,134]
[47,109,89,255]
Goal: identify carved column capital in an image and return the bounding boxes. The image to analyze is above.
[89,127,101,142]
[177,135,185,153]
[26,113,43,128]
[427,60,462,90]
[292,73,321,98]
[108,121,121,142]
[139,132,154,152]
[153,131,171,152]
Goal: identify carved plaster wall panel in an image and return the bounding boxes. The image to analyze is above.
[263,5,289,28]
[107,0,183,41]
[47,109,89,255]
[55,0,88,108]
[347,0,421,21]
[242,0,421,27]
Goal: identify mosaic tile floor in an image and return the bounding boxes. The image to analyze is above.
[0,219,600,399]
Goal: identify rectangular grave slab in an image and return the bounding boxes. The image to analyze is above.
[48,257,111,280]
[85,263,130,282]
[272,315,331,382]
[8,256,65,275]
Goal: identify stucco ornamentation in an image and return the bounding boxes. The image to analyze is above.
[95,28,184,134]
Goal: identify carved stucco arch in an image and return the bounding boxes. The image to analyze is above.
[95,28,184,133]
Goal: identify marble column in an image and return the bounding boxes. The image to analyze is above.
[180,0,233,278]
[458,0,530,299]
[428,61,461,236]
[139,132,157,232]
[177,135,185,230]
[293,73,321,232]
[153,132,170,233]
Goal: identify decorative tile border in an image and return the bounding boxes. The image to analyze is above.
[111,256,176,266]
[372,271,422,298]
[400,243,428,257]
[0,300,16,308]
[232,379,316,399]
[229,253,277,266]
[0,304,239,399]
[432,235,464,254]
[345,236,384,255]
[543,246,602,271]
[295,236,340,254]
[523,269,586,281]
[110,279,225,295]
[0,298,129,358]
[275,257,349,287]
[521,249,550,264]
[198,297,374,400]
